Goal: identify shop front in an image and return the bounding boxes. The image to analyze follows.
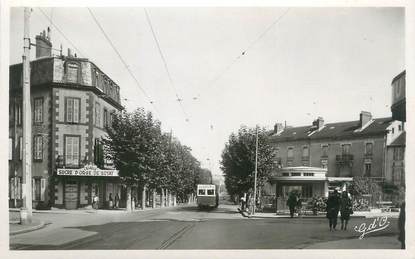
[54,164,123,209]
[270,166,329,211]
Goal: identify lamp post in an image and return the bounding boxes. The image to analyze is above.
[253,126,259,215]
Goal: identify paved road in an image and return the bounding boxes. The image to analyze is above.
[10,205,400,249]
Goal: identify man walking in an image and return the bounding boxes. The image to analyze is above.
[326,190,340,231]
[287,192,298,218]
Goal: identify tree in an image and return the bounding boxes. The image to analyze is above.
[220,126,277,199]
[197,168,213,184]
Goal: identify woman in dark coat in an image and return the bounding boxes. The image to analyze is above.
[340,191,353,230]
[287,193,298,218]
[326,190,340,231]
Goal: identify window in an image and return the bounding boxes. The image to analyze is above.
[32,178,41,201]
[198,189,206,196]
[287,147,294,158]
[304,173,314,176]
[392,128,395,134]
[365,142,373,155]
[67,63,79,83]
[393,147,404,161]
[94,138,104,168]
[95,102,101,127]
[16,103,22,125]
[65,136,80,167]
[398,125,402,131]
[19,136,23,160]
[291,173,301,176]
[282,173,289,176]
[321,145,328,157]
[103,108,108,128]
[393,168,401,183]
[302,146,309,158]
[34,135,43,161]
[341,144,351,155]
[364,163,372,177]
[66,98,80,123]
[207,189,214,196]
[9,138,12,160]
[34,98,43,123]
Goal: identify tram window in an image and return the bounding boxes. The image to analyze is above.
[198,189,206,195]
[207,189,214,195]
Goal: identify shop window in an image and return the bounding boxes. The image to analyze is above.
[65,136,80,167]
[65,97,80,123]
[34,97,43,123]
[33,135,43,161]
[95,102,101,127]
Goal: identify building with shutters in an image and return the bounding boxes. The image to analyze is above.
[9,28,124,209]
[266,111,403,207]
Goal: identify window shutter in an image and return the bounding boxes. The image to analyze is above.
[32,178,35,201]
[40,178,46,201]
[73,99,79,123]
[66,137,73,165]
[73,137,79,165]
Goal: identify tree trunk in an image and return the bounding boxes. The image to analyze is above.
[126,186,132,212]
[166,189,170,207]
[173,195,177,206]
[161,189,165,207]
[152,189,156,209]
[141,186,146,210]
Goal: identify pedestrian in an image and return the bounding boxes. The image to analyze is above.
[286,192,298,218]
[108,193,113,209]
[115,193,120,209]
[326,189,340,231]
[398,201,405,249]
[93,195,99,210]
[340,190,353,230]
[240,195,246,211]
[296,195,303,217]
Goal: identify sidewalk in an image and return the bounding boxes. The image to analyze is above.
[9,204,188,237]
[238,208,399,219]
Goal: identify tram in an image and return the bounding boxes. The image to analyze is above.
[196,184,219,209]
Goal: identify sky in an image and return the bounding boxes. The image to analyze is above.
[9,7,405,178]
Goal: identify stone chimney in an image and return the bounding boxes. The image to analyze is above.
[67,48,73,58]
[312,117,324,130]
[360,111,372,127]
[274,123,284,134]
[35,27,52,59]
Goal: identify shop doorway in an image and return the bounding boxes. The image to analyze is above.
[65,180,78,209]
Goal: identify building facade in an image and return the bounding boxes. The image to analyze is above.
[9,29,124,209]
[266,111,403,204]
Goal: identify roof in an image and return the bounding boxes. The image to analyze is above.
[389,132,406,146]
[391,70,405,84]
[269,117,393,142]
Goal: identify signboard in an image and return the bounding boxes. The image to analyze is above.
[57,164,118,177]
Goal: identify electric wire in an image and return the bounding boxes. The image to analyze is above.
[144,8,190,122]
[87,7,161,116]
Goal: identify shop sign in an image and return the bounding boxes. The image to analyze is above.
[57,164,119,177]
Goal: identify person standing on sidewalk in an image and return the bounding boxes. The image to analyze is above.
[93,195,99,210]
[108,193,113,209]
[339,190,353,230]
[287,192,298,218]
[326,190,340,231]
[114,193,120,209]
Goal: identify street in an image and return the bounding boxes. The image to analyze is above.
[10,205,400,250]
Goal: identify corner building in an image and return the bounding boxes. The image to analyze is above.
[9,29,123,209]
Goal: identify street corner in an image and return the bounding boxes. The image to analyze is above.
[10,220,47,236]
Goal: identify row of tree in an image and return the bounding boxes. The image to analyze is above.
[102,108,211,210]
[220,126,277,202]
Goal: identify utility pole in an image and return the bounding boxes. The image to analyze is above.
[253,126,259,215]
[21,7,33,224]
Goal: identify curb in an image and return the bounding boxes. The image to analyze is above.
[237,208,366,219]
[10,221,47,236]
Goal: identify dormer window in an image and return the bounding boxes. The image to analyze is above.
[66,63,79,83]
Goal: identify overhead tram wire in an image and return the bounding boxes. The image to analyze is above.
[37,7,85,58]
[143,8,190,122]
[87,7,161,116]
[193,7,291,100]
